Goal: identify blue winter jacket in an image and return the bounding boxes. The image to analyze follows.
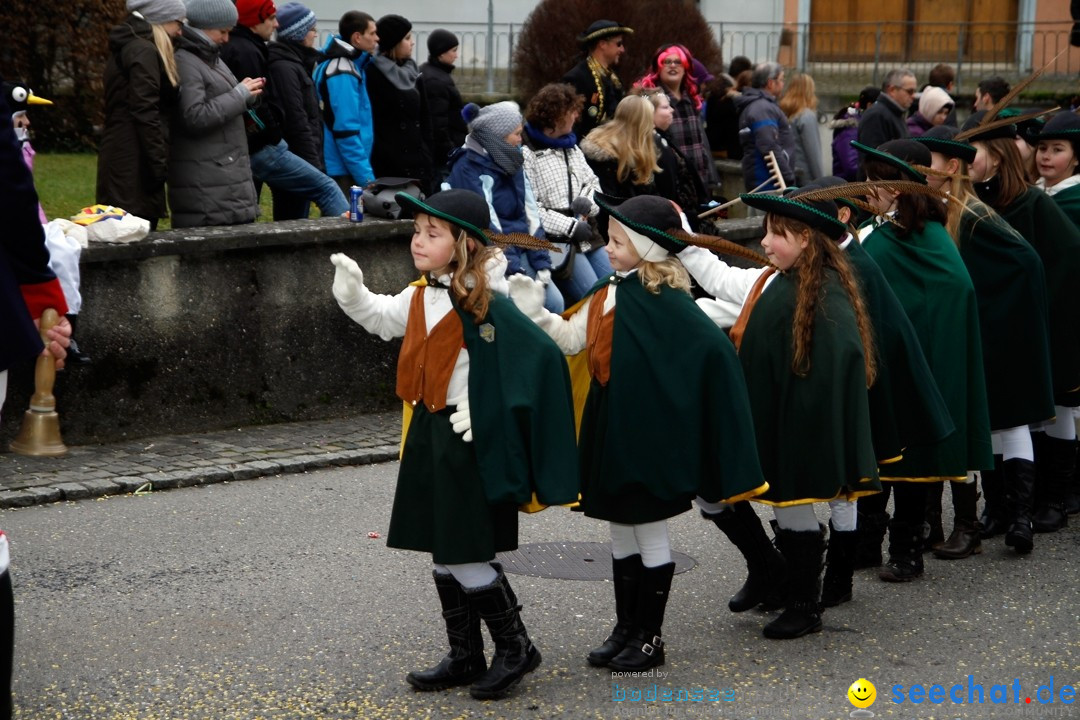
[312,36,374,186]
[445,141,551,274]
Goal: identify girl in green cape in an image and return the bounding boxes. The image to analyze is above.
[916,125,1055,559]
[330,189,580,700]
[509,195,767,664]
[962,111,1080,542]
[852,139,993,578]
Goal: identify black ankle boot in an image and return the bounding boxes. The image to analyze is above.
[608,562,675,671]
[821,521,856,608]
[1003,458,1036,554]
[467,567,541,700]
[587,554,641,667]
[1032,434,1073,533]
[879,520,924,582]
[406,571,487,691]
[1067,441,1080,516]
[980,457,1008,538]
[763,525,825,639]
[933,481,982,560]
[853,510,890,569]
[705,502,786,612]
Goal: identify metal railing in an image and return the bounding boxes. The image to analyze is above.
[313,19,1080,98]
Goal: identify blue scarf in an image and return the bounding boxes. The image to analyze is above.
[524,122,577,149]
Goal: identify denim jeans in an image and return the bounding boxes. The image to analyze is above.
[550,243,613,306]
[250,141,349,218]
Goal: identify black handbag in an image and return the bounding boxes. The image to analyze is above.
[361,178,425,219]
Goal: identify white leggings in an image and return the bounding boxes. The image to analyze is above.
[609,520,672,568]
[695,496,855,532]
[1035,407,1079,441]
[433,561,498,589]
[992,425,1033,461]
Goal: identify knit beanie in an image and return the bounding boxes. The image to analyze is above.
[377,14,412,52]
[427,29,458,58]
[276,2,315,43]
[237,0,276,27]
[127,0,187,24]
[919,86,953,121]
[183,0,238,29]
[463,101,521,139]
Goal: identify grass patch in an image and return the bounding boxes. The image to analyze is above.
[33,152,278,230]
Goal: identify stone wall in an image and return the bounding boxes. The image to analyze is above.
[1,215,765,447]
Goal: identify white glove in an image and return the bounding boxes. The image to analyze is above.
[450,399,472,442]
[536,268,552,287]
[331,253,366,305]
[508,274,547,320]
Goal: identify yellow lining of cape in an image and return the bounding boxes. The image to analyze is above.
[724,482,770,504]
[750,482,882,507]
[878,453,903,465]
[879,475,967,483]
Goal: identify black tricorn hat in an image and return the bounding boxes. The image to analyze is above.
[916,125,977,164]
[959,109,1018,142]
[1038,109,1080,141]
[397,189,556,251]
[741,190,847,241]
[596,194,686,254]
[851,139,929,183]
[577,19,633,47]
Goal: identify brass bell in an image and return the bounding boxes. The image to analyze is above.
[10,308,68,456]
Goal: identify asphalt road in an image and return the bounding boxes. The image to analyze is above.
[3,463,1077,719]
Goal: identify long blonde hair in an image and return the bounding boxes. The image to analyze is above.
[779,73,818,119]
[584,95,659,185]
[151,24,180,87]
[936,158,999,246]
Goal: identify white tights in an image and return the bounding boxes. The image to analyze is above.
[609,520,672,568]
[695,496,855,532]
[992,425,1033,461]
[433,561,498,589]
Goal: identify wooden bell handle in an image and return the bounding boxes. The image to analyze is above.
[29,308,59,412]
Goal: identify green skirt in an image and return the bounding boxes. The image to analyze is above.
[388,405,518,564]
[578,381,692,524]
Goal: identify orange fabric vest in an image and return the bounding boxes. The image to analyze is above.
[729,267,778,352]
[586,285,615,386]
[396,287,465,412]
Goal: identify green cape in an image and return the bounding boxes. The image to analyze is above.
[457,294,581,506]
[1000,187,1080,402]
[587,276,768,504]
[863,221,993,477]
[957,202,1055,428]
[845,240,954,462]
[739,270,881,504]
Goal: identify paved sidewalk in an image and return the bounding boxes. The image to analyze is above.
[0,412,401,508]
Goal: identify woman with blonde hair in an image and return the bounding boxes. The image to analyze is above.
[778,72,824,185]
[97,0,186,229]
[580,94,659,199]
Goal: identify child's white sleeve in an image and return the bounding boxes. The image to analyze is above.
[338,285,416,341]
[532,297,590,355]
[696,297,744,329]
[678,245,765,306]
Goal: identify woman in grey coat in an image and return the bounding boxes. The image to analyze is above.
[168,0,262,228]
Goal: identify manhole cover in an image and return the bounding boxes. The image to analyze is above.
[497,542,696,580]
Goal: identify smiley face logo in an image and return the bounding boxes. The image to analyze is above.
[847,678,876,709]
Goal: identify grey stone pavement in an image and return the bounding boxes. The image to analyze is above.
[0,413,402,508]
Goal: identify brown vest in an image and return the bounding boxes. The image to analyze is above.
[586,285,615,386]
[396,287,465,412]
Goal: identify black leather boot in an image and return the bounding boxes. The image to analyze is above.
[607,562,675,671]
[1032,433,1073,533]
[763,525,825,639]
[1003,458,1036,554]
[853,509,890,569]
[704,503,786,612]
[467,567,541,700]
[586,554,641,667]
[879,520,924,582]
[921,482,945,552]
[1067,440,1080,515]
[933,481,982,560]
[406,571,487,691]
[979,456,1008,538]
[821,521,856,608]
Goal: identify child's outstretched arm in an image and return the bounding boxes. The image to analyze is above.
[508,274,587,354]
[678,245,766,306]
[330,253,412,340]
